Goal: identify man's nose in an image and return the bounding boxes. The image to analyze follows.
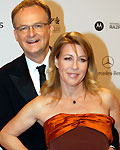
[28,26,36,36]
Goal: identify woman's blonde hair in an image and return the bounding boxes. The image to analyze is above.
[41,31,100,99]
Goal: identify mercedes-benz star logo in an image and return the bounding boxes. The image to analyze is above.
[102,56,114,68]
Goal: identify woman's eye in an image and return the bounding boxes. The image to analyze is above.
[79,58,87,62]
[64,57,72,60]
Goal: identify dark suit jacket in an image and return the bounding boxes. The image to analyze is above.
[0,54,47,150]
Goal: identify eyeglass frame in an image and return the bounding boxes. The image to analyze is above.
[14,22,51,33]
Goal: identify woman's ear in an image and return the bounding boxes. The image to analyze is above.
[55,56,59,68]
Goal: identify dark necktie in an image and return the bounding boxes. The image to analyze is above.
[36,64,46,88]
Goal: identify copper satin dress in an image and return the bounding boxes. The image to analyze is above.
[44,113,114,150]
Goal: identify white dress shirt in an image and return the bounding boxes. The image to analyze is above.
[25,50,50,95]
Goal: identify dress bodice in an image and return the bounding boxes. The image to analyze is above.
[44,113,114,148]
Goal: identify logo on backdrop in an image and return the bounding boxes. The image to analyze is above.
[94,21,104,31]
[98,56,120,76]
[0,22,4,28]
[109,23,120,29]
[102,56,114,68]
[51,17,60,33]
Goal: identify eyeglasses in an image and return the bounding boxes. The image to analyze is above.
[15,22,50,33]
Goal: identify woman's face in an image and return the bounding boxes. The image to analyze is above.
[55,43,88,88]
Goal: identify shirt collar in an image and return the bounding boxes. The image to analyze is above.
[25,50,50,74]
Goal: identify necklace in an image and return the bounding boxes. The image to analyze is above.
[72,91,86,104]
[73,100,76,104]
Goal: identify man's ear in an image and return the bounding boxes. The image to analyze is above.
[55,56,59,68]
[50,24,54,36]
[14,30,18,41]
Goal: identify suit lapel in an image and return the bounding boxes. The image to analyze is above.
[9,54,37,102]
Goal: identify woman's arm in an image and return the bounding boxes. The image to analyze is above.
[0,96,41,150]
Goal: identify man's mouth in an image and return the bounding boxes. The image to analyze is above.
[27,39,39,44]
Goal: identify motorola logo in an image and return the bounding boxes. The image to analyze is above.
[0,22,4,28]
[102,56,114,68]
[95,21,104,31]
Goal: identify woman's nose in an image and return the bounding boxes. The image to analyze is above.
[72,59,78,69]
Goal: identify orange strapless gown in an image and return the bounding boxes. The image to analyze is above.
[44,113,114,150]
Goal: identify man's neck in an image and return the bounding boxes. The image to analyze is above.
[25,48,49,64]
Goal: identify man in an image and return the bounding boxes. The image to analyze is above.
[0,0,53,149]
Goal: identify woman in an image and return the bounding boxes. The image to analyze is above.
[0,32,120,150]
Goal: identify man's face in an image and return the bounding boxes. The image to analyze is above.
[14,5,53,60]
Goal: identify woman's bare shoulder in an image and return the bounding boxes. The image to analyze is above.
[27,95,54,119]
[99,88,115,98]
[99,88,119,107]
[31,95,53,106]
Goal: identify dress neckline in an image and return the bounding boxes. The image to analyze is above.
[44,113,114,126]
